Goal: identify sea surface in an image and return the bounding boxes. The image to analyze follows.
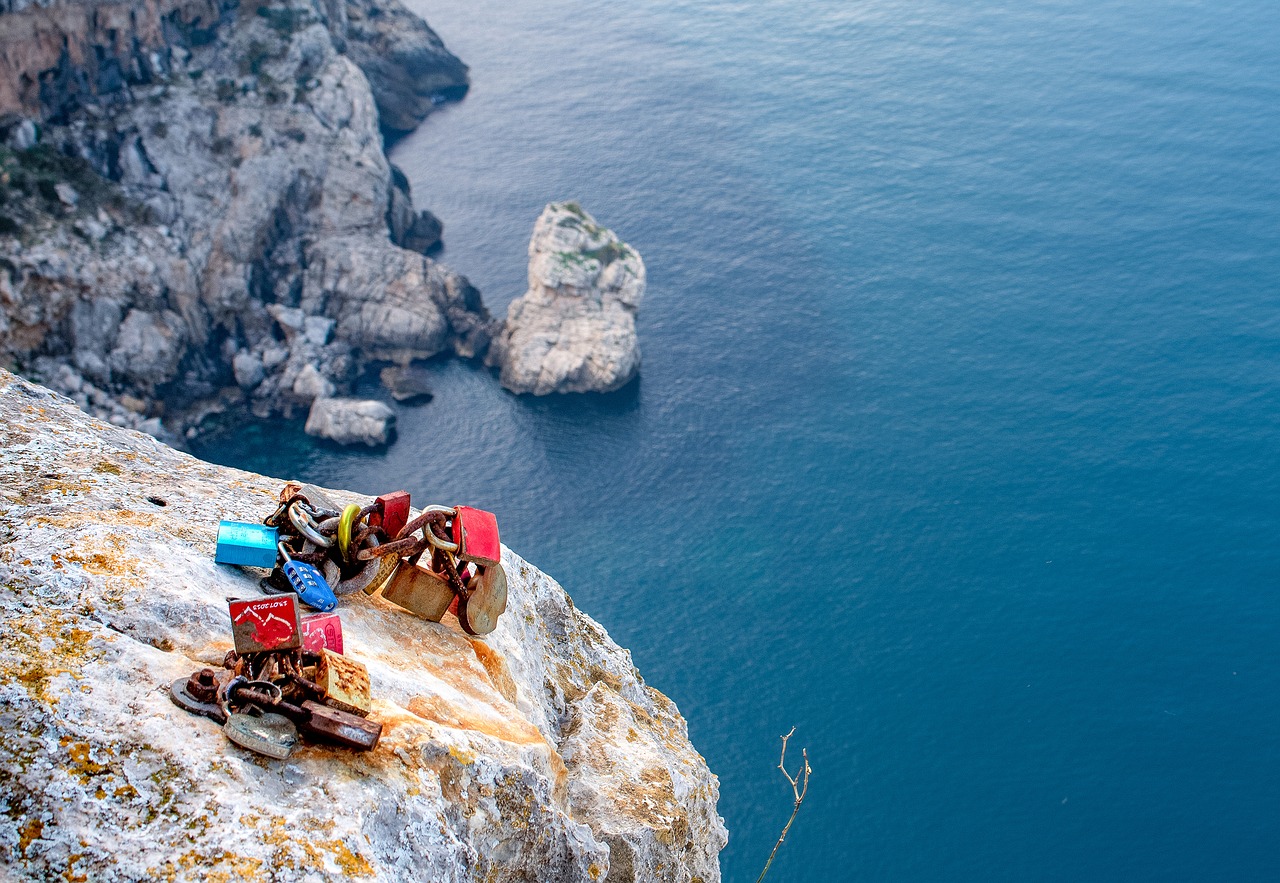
[195,1,1280,879]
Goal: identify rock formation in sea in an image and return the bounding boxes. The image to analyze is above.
[0,0,494,443]
[0,367,727,881]
[487,202,645,395]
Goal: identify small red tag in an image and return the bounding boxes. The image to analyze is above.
[301,612,344,655]
[228,595,302,654]
[375,491,412,540]
[452,506,501,567]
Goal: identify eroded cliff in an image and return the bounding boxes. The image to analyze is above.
[0,367,726,881]
[0,0,492,441]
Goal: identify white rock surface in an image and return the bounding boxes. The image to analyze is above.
[0,369,726,881]
[488,203,645,395]
[305,396,396,446]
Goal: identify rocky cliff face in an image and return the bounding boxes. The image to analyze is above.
[488,203,644,396]
[0,0,492,441]
[0,367,726,881]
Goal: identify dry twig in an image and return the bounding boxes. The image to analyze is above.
[753,726,812,883]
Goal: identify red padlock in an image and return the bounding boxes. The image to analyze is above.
[301,612,344,655]
[373,490,412,540]
[228,595,302,654]
[452,506,501,567]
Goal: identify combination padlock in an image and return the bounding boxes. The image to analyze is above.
[452,507,501,568]
[215,521,279,568]
[278,542,338,612]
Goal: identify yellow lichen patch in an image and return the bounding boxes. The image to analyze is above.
[448,745,476,765]
[93,461,122,475]
[17,817,43,855]
[0,610,101,704]
[251,816,375,878]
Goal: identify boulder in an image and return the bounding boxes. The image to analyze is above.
[487,203,645,395]
[0,370,726,881]
[379,364,435,403]
[305,396,396,446]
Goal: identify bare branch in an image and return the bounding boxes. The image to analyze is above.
[754,727,812,883]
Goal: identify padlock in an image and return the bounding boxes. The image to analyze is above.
[451,506,501,567]
[337,504,362,562]
[373,490,411,540]
[299,700,382,751]
[380,556,455,621]
[457,562,508,637]
[278,542,338,612]
[228,594,303,655]
[215,521,279,568]
[314,648,372,716]
[224,709,299,759]
[301,612,344,654]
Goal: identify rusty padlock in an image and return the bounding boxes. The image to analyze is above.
[314,648,372,717]
[380,554,455,621]
[299,700,382,751]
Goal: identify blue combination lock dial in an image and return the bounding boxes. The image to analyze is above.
[278,543,338,612]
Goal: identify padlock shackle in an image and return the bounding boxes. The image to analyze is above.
[289,502,333,547]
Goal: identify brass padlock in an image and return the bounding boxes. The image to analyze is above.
[380,555,455,621]
[314,648,372,717]
[299,700,381,751]
[457,562,508,637]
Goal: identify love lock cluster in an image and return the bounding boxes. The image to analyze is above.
[168,483,508,761]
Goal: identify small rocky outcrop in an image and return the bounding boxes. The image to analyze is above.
[0,0,489,442]
[487,203,645,395]
[0,368,727,881]
[305,395,395,446]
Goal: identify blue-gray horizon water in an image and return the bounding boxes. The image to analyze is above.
[196,0,1280,879]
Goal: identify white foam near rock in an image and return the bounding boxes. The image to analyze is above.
[0,369,726,881]
[487,203,645,395]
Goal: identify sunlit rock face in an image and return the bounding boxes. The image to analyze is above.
[0,369,726,881]
[488,203,645,396]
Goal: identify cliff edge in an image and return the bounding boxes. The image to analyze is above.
[0,368,727,881]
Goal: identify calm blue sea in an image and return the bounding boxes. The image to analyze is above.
[196,1,1280,878]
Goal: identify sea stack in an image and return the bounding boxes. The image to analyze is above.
[488,203,645,395]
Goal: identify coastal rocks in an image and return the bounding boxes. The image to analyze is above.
[0,369,726,881]
[379,364,434,403]
[305,395,396,446]
[0,0,486,441]
[488,202,645,395]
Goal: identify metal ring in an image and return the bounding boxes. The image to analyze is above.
[289,502,332,547]
[337,504,362,562]
[421,506,459,551]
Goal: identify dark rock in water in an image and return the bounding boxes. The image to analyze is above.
[404,210,444,254]
[380,364,435,403]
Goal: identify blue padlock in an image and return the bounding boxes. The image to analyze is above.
[278,543,338,612]
[215,521,279,568]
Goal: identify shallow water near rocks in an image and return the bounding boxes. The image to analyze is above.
[196,0,1280,879]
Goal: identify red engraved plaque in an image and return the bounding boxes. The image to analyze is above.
[228,595,302,654]
[301,612,344,655]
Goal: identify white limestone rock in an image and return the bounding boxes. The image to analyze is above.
[0,369,726,881]
[488,203,645,395]
[305,396,396,446]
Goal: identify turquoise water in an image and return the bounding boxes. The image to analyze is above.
[197,1,1280,879]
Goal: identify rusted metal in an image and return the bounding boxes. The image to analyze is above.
[314,648,372,717]
[186,669,219,703]
[380,556,455,621]
[458,563,508,637]
[299,700,381,751]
